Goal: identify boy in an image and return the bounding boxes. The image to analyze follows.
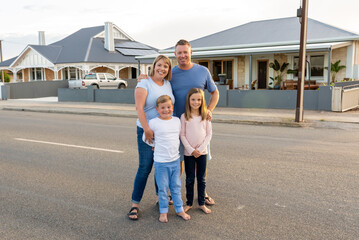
[147,95,190,223]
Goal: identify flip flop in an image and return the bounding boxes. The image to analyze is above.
[127,207,139,220]
[204,196,215,206]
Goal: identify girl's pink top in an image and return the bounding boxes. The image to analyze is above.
[180,114,212,156]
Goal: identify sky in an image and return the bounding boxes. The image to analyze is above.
[1,0,359,60]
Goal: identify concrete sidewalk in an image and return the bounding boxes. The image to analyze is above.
[1,97,359,128]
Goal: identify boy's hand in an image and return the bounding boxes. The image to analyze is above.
[137,74,149,82]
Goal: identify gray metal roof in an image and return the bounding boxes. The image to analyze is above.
[165,17,359,51]
[1,25,157,67]
[30,45,62,63]
[0,56,17,67]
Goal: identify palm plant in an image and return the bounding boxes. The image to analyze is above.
[269,60,289,87]
[325,60,346,83]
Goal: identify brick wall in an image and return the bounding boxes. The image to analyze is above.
[45,68,54,80]
[332,47,347,82]
[274,54,289,81]
[119,68,129,79]
[237,56,245,88]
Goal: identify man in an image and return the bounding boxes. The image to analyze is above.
[140,39,219,205]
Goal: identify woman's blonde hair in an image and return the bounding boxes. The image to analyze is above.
[184,88,207,121]
[149,55,172,80]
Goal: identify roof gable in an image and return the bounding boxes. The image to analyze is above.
[10,46,55,68]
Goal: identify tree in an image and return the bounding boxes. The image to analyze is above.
[325,60,346,83]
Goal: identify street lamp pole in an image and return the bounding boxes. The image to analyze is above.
[295,0,309,122]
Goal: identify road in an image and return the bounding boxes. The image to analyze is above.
[1,110,358,240]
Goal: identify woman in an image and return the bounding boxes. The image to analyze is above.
[128,55,175,220]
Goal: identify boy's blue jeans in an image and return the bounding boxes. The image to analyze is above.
[154,159,184,214]
[131,126,158,204]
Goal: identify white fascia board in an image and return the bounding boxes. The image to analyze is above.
[136,42,348,60]
[160,36,359,53]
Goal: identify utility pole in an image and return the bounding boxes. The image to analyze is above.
[295,0,309,122]
[0,40,4,83]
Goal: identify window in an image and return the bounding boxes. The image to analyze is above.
[212,60,233,81]
[105,73,116,80]
[291,55,324,78]
[310,55,324,77]
[98,73,106,80]
[199,61,209,68]
[30,68,43,81]
[69,68,77,80]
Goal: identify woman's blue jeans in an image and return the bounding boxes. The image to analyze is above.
[131,126,158,204]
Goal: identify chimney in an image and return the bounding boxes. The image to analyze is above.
[104,22,114,52]
[38,31,46,45]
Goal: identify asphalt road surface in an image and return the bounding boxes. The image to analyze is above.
[1,111,358,240]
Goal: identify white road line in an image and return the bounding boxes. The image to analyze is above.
[14,138,124,153]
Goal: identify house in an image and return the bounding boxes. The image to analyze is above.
[137,17,359,89]
[0,22,157,83]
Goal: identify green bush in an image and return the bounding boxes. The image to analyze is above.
[0,71,10,82]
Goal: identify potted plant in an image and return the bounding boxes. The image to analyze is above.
[325,60,346,83]
[269,60,289,89]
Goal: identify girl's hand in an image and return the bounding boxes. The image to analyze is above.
[192,149,201,158]
[144,128,154,144]
[206,109,212,121]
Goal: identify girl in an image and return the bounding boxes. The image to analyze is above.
[180,88,212,214]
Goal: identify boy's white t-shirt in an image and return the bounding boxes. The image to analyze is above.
[147,117,181,163]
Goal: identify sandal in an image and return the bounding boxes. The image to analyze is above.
[204,196,215,206]
[127,207,139,220]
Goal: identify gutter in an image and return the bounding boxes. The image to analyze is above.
[159,36,359,53]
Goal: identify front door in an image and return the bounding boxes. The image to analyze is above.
[257,61,268,89]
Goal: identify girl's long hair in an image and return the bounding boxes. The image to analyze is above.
[184,88,207,121]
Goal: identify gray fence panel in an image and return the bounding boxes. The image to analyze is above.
[58,88,88,102]
[0,85,7,100]
[228,89,323,110]
[95,89,135,103]
[318,86,333,111]
[6,80,68,99]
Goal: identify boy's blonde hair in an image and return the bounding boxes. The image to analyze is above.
[156,95,173,107]
[184,88,207,121]
[149,55,172,80]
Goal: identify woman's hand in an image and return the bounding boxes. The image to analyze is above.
[144,128,154,144]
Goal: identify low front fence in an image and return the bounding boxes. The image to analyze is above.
[5,80,68,99]
[59,85,333,111]
[332,84,359,112]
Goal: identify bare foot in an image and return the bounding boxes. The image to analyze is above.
[177,211,190,221]
[199,205,212,214]
[159,213,168,223]
[184,205,192,213]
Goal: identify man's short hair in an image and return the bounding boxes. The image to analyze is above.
[156,95,172,107]
[175,39,191,49]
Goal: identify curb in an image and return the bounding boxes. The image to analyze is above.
[1,107,313,128]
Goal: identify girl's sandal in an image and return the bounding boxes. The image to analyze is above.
[204,196,215,206]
